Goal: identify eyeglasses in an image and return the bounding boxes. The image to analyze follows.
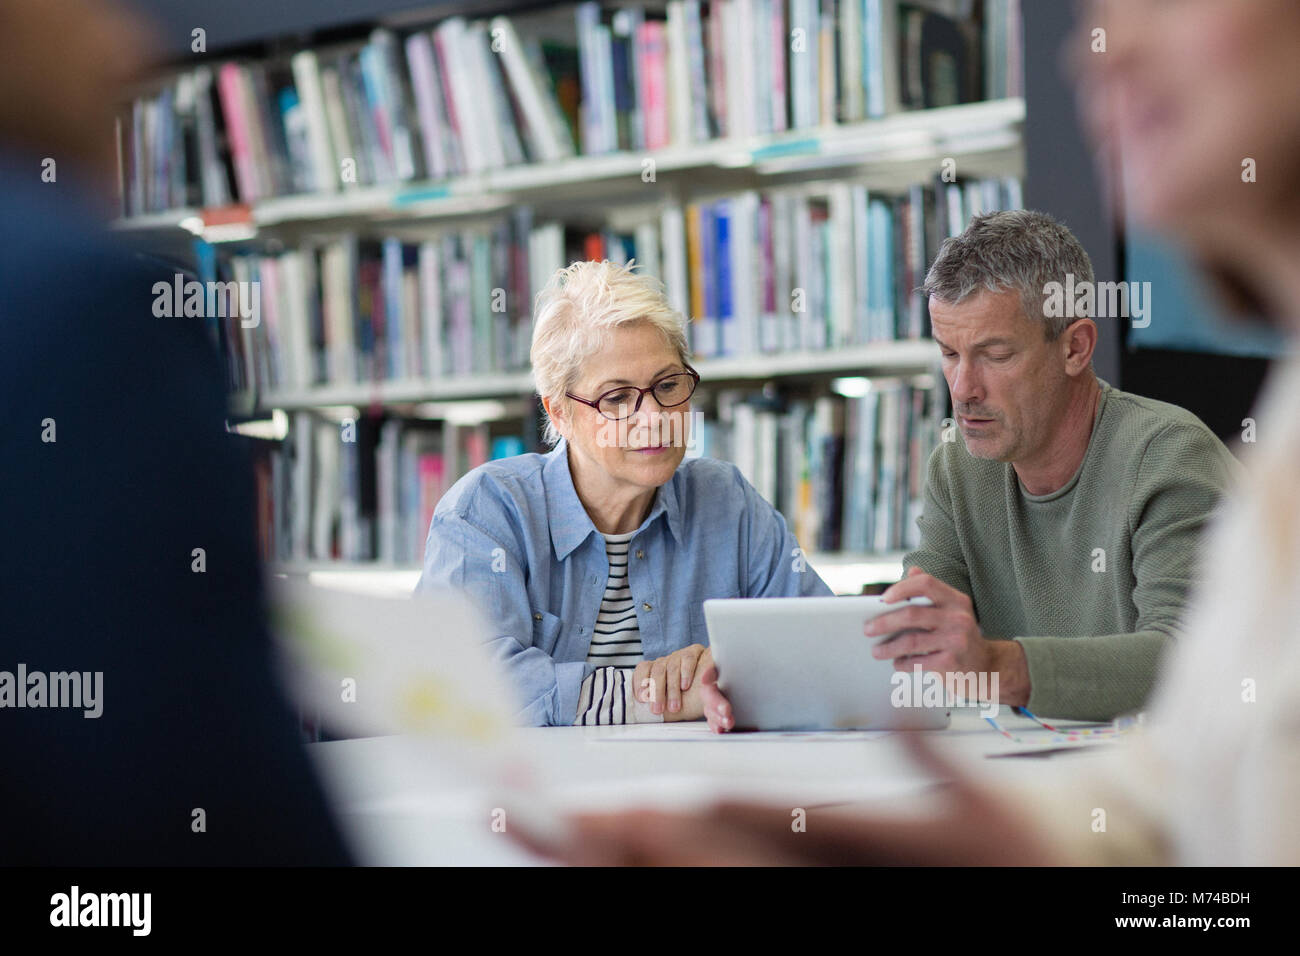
[566,366,700,422]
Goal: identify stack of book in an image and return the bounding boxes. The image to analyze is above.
[118,1,1020,214]
[669,173,1021,357]
[211,212,535,397]
[121,17,576,213]
[251,414,529,565]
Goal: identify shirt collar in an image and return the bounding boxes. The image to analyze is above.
[543,439,685,560]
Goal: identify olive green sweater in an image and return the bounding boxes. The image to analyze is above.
[903,379,1241,721]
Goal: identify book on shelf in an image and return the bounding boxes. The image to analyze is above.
[982,0,1024,101]
[688,377,943,555]
[250,413,531,565]
[116,0,1022,216]
[207,210,535,398]
[210,173,1020,401]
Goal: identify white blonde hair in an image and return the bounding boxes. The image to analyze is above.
[530,259,691,447]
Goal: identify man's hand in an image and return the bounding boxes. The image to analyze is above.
[634,643,707,717]
[866,566,1030,707]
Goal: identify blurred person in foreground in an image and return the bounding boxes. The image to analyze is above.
[514,0,1300,865]
[0,0,350,863]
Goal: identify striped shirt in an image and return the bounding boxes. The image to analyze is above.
[573,531,661,725]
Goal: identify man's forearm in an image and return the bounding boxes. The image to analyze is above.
[988,638,1031,708]
[1013,631,1173,721]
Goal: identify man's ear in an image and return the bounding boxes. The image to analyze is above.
[1062,317,1097,375]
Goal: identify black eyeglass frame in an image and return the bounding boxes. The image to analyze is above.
[565,365,701,421]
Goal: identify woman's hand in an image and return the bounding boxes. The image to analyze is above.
[633,643,707,717]
[633,646,736,730]
[695,657,734,732]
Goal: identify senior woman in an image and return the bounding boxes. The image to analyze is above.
[417,259,831,726]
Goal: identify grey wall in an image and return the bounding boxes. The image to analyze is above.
[1021,0,1121,384]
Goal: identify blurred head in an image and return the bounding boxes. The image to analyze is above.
[0,0,155,196]
[532,260,695,496]
[1072,0,1300,320]
[922,210,1098,462]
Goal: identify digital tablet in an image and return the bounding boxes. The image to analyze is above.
[703,595,950,731]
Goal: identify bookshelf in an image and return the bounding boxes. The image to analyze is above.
[116,97,1022,238]
[238,338,938,412]
[116,0,1026,594]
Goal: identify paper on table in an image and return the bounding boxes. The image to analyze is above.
[983,735,1123,758]
[588,722,893,743]
[979,718,1129,758]
[268,577,531,784]
[987,745,1112,759]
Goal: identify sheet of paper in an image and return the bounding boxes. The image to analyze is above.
[979,719,1129,758]
[587,722,893,743]
[269,578,528,783]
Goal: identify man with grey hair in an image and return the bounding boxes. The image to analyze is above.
[865,210,1239,721]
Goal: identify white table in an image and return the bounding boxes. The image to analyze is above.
[309,707,1119,865]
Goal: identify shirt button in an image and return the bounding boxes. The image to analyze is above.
[533,612,542,621]
[636,549,645,559]
[642,602,652,611]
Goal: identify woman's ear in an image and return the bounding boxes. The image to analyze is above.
[541,395,570,442]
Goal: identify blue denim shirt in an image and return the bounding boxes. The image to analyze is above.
[416,439,832,725]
